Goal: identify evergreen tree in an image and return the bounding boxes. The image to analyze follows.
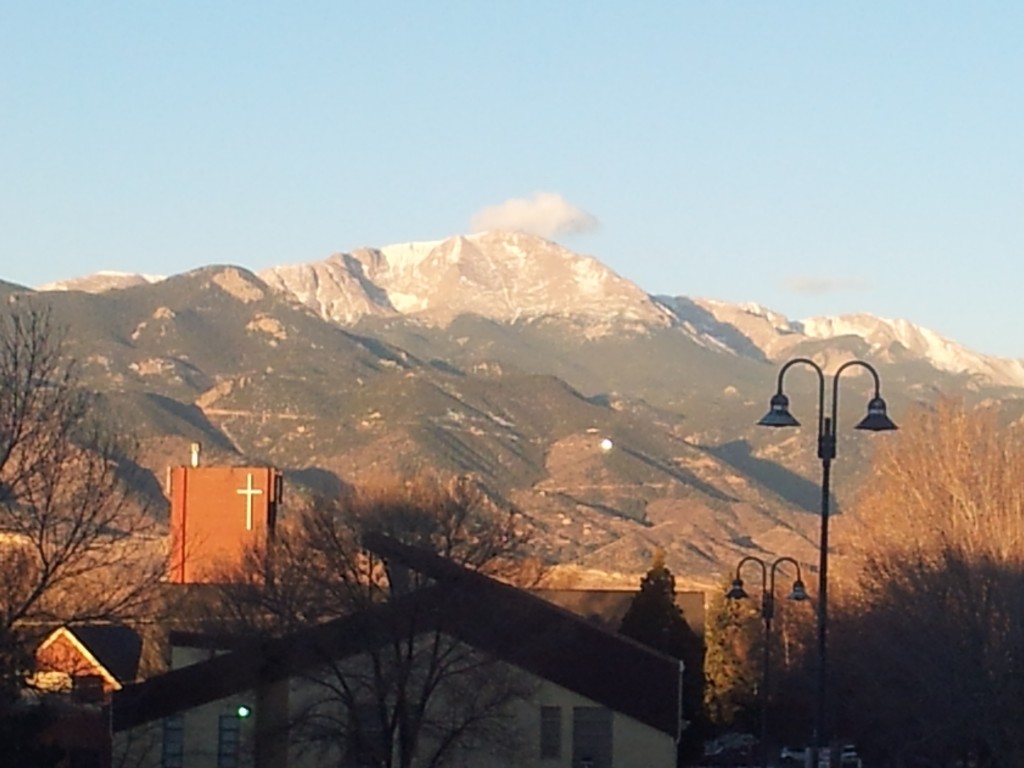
[702,580,760,731]
[619,551,695,655]
[619,550,706,761]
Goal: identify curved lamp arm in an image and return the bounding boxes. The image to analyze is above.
[769,555,807,597]
[775,358,826,439]
[727,555,768,601]
[735,555,769,584]
[831,359,882,424]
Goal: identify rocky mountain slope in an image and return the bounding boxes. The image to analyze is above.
[16,232,1024,587]
[38,271,164,293]
[665,298,1024,388]
[256,231,1024,388]
[259,232,676,337]
[45,231,1023,388]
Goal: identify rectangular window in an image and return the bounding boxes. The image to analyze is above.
[540,705,562,759]
[217,714,241,768]
[161,715,184,768]
[572,707,613,768]
[345,702,385,767]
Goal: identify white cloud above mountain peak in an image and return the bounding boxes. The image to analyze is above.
[470,192,599,238]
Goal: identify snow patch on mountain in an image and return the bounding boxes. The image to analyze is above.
[260,231,675,334]
[259,253,397,324]
[798,314,1024,386]
[676,297,1024,387]
[38,271,165,293]
[27,234,1024,389]
[377,239,445,273]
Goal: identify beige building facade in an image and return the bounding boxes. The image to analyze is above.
[124,645,679,768]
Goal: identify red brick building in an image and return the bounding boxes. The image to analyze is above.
[35,625,143,695]
[168,465,283,583]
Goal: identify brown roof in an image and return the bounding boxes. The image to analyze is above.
[113,534,684,738]
[37,624,144,686]
[363,532,685,736]
[533,588,706,635]
[112,586,444,731]
[70,625,144,684]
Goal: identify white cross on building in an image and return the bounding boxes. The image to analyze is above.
[236,473,264,531]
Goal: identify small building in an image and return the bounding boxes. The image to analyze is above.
[35,624,144,696]
[30,624,146,768]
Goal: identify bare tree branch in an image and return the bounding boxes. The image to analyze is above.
[0,304,164,695]
[208,474,538,768]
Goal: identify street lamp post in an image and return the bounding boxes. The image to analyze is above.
[757,358,897,767]
[727,555,810,768]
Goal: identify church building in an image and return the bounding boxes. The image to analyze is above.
[167,443,283,583]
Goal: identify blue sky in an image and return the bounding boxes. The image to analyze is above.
[2,3,1021,357]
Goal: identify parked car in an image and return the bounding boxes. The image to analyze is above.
[702,733,759,766]
[780,744,863,767]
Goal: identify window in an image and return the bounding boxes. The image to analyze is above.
[572,707,613,768]
[217,714,241,768]
[540,705,562,759]
[345,702,386,767]
[161,715,184,768]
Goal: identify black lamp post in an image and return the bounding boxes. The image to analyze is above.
[727,555,810,768]
[758,358,897,767]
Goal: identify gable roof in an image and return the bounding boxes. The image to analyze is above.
[362,532,685,737]
[113,535,684,739]
[70,625,143,684]
[37,625,143,689]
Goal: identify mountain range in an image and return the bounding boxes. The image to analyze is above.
[16,232,1024,588]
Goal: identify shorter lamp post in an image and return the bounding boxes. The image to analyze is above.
[759,357,897,765]
[727,555,810,768]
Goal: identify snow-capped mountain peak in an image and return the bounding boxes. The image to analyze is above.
[37,271,165,293]
[797,313,1024,385]
[260,231,674,334]
[21,233,1024,388]
[376,238,446,274]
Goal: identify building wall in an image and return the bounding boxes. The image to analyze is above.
[168,466,281,583]
[113,722,163,768]
[131,644,677,768]
[142,644,261,768]
[35,632,114,693]
[448,679,678,768]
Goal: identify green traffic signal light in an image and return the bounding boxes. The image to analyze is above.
[236,704,252,719]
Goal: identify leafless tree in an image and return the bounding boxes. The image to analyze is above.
[829,399,1024,766]
[0,305,163,693]
[212,475,539,768]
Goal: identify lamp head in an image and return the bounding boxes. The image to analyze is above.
[757,393,800,428]
[855,396,898,431]
[788,579,810,602]
[725,578,748,601]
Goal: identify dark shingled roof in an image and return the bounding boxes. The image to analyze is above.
[70,625,143,684]
[113,534,684,739]
[363,532,685,737]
